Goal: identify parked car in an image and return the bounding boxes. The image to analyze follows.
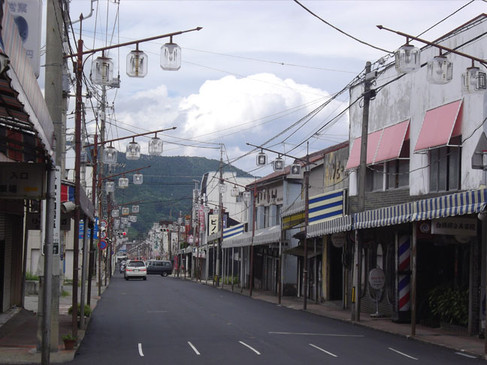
[124,260,147,280]
[146,260,173,277]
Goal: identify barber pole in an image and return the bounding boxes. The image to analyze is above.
[396,235,411,322]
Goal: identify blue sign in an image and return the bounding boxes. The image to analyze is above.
[79,220,84,239]
[94,217,99,239]
[98,240,107,250]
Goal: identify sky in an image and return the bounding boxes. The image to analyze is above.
[61,0,487,176]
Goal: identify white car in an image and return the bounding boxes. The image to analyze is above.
[124,260,147,280]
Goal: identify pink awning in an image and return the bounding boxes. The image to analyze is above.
[374,120,410,163]
[345,130,381,169]
[414,100,463,152]
[346,121,409,169]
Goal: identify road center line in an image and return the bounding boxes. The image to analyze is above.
[138,343,144,357]
[239,341,261,355]
[188,341,201,355]
[388,347,418,360]
[269,331,363,337]
[309,343,338,358]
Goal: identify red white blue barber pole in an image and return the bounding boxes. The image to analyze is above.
[395,235,411,322]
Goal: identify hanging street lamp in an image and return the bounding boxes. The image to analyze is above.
[126,45,148,78]
[160,36,181,71]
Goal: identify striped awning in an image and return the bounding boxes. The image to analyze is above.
[354,202,413,229]
[222,232,252,248]
[253,225,281,246]
[223,223,245,241]
[309,190,346,225]
[411,189,487,221]
[307,215,352,238]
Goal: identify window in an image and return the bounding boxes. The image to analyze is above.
[386,159,410,189]
[429,136,461,192]
[366,164,384,192]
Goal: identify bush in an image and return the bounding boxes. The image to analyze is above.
[25,272,39,281]
[68,304,92,318]
[428,286,468,326]
[62,333,77,341]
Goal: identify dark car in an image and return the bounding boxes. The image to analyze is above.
[146,260,173,277]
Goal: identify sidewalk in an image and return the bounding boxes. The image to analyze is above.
[0,279,107,364]
[191,277,487,361]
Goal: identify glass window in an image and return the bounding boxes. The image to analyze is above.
[366,164,384,192]
[429,138,461,192]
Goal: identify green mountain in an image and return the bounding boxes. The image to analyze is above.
[106,154,252,239]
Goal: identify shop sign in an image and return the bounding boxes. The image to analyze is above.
[431,217,477,237]
[0,163,46,199]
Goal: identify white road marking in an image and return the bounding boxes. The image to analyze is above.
[388,347,418,360]
[309,343,338,358]
[239,341,261,355]
[455,351,477,359]
[269,331,363,337]
[188,341,200,355]
[138,343,144,357]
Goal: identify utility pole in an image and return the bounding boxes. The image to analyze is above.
[303,145,310,310]
[216,145,223,286]
[353,61,374,322]
[41,0,64,360]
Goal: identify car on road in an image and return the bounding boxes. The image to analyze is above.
[124,260,147,280]
[146,260,173,277]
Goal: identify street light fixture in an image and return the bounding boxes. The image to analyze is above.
[160,36,181,71]
[133,173,143,185]
[426,54,453,85]
[394,42,420,74]
[91,54,113,85]
[256,149,267,166]
[126,45,148,78]
[104,144,117,165]
[148,134,164,155]
[118,176,129,189]
[126,138,141,160]
[273,155,285,171]
[462,65,487,93]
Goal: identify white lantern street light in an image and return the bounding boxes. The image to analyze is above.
[111,209,120,218]
[122,207,130,216]
[91,54,113,85]
[149,134,163,155]
[256,149,267,166]
[105,180,115,193]
[289,163,302,177]
[132,205,140,213]
[118,177,129,189]
[104,144,117,165]
[133,173,143,185]
[394,42,420,74]
[273,155,284,171]
[160,36,181,71]
[427,54,453,85]
[230,185,239,197]
[462,65,487,93]
[126,45,148,78]
[126,138,141,160]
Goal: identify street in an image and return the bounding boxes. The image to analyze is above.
[68,273,484,365]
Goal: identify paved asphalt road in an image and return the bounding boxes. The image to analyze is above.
[68,273,484,365]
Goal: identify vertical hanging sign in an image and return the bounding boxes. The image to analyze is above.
[79,219,84,240]
[53,167,61,255]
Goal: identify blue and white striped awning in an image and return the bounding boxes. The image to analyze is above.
[307,215,352,238]
[354,202,413,229]
[253,225,281,246]
[222,232,252,248]
[309,190,346,225]
[411,188,487,221]
[223,223,245,241]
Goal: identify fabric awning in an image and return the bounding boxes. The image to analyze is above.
[414,100,462,152]
[223,223,245,241]
[307,215,352,238]
[374,120,410,163]
[284,244,322,258]
[411,188,487,221]
[346,121,410,169]
[222,231,252,248]
[354,202,413,229]
[0,3,54,164]
[309,190,346,225]
[345,130,381,169]
[253,225,281,246]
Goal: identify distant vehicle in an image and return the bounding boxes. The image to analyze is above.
[146,260,173,277]
[124,260,147,280]
[119,261,127,273]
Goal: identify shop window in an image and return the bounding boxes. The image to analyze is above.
[386,159,410,190]
[366,164,384,192]
[429,136,461,192]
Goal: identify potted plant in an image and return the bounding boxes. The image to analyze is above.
[62,334,77,350]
